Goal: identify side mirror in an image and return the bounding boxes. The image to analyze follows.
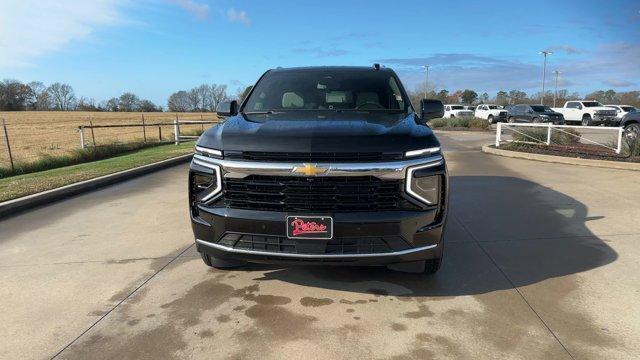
[420,99,444,121]
[216,100,238,116]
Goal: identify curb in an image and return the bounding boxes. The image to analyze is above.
[482,145,640,171]
[0,154,193,219]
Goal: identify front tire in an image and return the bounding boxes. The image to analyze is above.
[508,116,515,123]
[387,258,442,274]
[450,114,455,118]
[201,252,246,269]
[625,123,640,139]
[488,115,494,124]
[582,114,592,126]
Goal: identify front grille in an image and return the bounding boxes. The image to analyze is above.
[218,233,411,255]
[224,151,403,162]
[498,111,507,118]
[221,175,415,212]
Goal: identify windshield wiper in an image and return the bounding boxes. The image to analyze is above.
[242,110,282,115]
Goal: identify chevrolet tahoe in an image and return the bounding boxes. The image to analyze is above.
[189,66,448,274]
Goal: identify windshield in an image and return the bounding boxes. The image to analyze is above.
[621,106,636,112]
[243,69,410,113]
[582,101,602,107]
[451,105,464,110]
[531,105,552,112]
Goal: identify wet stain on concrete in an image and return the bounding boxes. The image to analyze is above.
[233,305,246,312]
[88,310,107,316]
[300,297,333,307]
[403,304,434,319]
[244,304,317,338]
[160,280,235,327]
[199,329,214,338]
[62,323,187,360]
[127,319,140,326]
[391,323,407,331]
[339,299,367,305]
[146,313,156,318]
[346,308,355,313]
[216,314,231,323]
[353,316,361,320]
[244,294,291,306]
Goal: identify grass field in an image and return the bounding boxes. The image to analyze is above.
[0,111,219,167]
[0,142,195,202]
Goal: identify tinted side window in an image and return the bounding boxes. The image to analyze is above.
[566,102,577,109]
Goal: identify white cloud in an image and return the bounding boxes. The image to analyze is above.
[0,0,125,69]
[227,8,250,26]
[167,0,209,20]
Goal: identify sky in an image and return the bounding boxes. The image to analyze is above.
[1,0,639,106]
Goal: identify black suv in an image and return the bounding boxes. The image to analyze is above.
[508,104,564,124]
[189,66,449,274]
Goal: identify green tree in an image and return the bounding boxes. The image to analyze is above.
[461,89,478,104]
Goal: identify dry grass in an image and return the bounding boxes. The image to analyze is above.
[0,111,219,166]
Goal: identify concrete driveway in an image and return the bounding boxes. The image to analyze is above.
[1,131,638,359]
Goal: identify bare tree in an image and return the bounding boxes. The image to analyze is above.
[209,84,229,111]
[26,81,51,110]
[118,92,140,112]
[168,91,190,112]
[187,88,202,111]
[47,82,76,110]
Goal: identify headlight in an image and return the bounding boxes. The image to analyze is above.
[405,147,440,158]
[406,166,441,205]
[190,161,222,203]
[195,145,222,159]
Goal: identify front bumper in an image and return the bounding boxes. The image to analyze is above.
[190,154,448,266]
[192,207,446,266]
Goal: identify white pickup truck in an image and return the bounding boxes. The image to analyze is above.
[474,104,508,124]
[443,104,474,119]
[552,101,618,126]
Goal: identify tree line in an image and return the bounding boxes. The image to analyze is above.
[0,79,253,112]
[407,87,640,108]
[2,77,638,112]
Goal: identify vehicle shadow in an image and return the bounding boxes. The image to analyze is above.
[249,175,618,297]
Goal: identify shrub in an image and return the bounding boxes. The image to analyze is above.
[428,117,490,130]
[468,118,491,130]
[511,127,580,146]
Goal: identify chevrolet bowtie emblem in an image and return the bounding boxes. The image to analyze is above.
[293,163,328,176]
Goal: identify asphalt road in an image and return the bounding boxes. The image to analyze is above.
[1,131,639,359]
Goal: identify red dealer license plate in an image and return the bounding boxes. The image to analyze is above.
[286,216,333,240]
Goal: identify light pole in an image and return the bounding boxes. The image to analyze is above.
[423,65,430,99]
[553,70,561,107]
[539,51,552,105]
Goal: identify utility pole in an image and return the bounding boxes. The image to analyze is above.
[539,51,552,105]
[423,65,430,99]
[553,70,561,108]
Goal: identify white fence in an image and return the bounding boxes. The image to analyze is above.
[496,123,624,154]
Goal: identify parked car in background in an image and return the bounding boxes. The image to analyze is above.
[552,101,617,126]
[605,105,637,121]
[475,104,508,124]
[443,104,474,119]
[507,104,564,124]
[619,112,640,138]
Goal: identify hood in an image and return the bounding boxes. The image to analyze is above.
[197,111,440,154]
